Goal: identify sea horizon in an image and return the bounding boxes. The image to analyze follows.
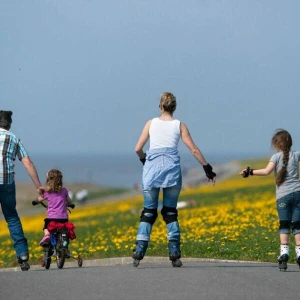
[14,151,270,188]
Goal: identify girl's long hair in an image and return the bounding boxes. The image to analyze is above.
[271,129,292,187]
[46,169,63,192]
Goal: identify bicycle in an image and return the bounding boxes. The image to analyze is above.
[32,200,83,269]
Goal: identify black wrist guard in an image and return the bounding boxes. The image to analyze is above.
[243,166,254,178]
[140,157,146,165]
[203,163,216,180]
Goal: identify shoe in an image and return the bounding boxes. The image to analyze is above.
[17,254,30,271]
[39,234,50,246]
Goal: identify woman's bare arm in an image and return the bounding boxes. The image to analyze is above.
[180,122,207,165]
[135,120,152,159]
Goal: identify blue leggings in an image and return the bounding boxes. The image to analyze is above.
[136,178,182,242]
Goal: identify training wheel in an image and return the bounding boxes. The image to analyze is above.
[77,255,83,267]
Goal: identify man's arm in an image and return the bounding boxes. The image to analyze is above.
[21,156,43,189]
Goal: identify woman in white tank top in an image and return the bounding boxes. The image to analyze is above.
[132,92,216,268]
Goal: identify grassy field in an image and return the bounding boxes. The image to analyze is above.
[0,158,291,268]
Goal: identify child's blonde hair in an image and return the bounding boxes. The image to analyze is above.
[271,129,293,187]
[46,169,63,192]
[159,92,177,114]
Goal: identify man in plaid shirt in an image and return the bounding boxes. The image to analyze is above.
[0,110,43,271]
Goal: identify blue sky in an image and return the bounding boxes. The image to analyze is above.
[1,0,299,158]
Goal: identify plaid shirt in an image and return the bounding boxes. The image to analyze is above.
[0,128,28,184]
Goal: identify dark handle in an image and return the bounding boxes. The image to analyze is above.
[32,200,47,208]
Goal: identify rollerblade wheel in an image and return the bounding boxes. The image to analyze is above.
[172,259,182,268]
[279,261,287,271]
[133,259,140,267]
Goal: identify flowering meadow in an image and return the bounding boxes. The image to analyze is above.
[0,159,292,268]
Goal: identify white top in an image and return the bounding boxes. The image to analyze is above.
[149,117,181,149]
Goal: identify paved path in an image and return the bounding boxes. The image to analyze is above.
[1,257,299,300]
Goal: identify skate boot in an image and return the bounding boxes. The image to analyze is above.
[295,246,300,269]
[132,240,148,267]
[168,240,182,267]
[296,256,300,269]
[278,254,289,271]
[278,244,289,271]
[17,253,30,271]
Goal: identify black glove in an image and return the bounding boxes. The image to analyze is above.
[243,166,254,178]
[140,157,146,165]
[203,163,216,180]
[69,203,75,209]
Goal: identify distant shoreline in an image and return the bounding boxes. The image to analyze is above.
[14,152,268,189]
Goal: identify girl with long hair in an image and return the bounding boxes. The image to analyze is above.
[36,169,74,246]
[239,129,300,271]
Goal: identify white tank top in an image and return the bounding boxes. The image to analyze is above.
[149,117,181,149]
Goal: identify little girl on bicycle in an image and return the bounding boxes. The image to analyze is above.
[239,129,300,271]
[35,169,75,246]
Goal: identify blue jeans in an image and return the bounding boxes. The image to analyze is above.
[137,176,182,242]
[0,183,28,257]
[276,191,300,235]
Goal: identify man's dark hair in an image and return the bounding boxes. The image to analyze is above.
[0,110,13,130]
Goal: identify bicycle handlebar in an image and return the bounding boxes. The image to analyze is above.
[32,200,47,208]
[32,200,75,209]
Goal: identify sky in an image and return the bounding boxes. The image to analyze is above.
[1,0,300,159]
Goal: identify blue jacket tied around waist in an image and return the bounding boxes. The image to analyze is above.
[142,148,181,190]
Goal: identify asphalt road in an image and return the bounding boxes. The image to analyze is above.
[1,257,299,300]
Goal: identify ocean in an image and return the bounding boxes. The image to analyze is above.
[13,152,267,188]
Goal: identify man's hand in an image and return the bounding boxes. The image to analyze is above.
[37,186,45,195]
